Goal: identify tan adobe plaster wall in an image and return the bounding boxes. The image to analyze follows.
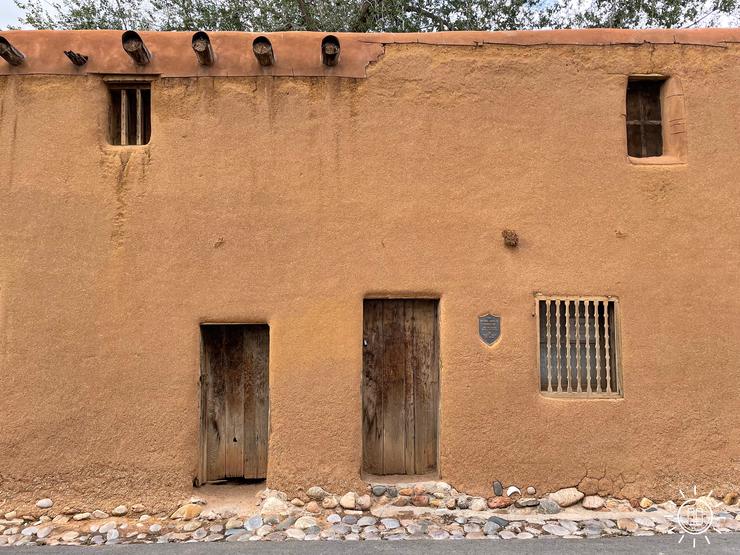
[0,31,739,511]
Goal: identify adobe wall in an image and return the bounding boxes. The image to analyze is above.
[1,31,739,511]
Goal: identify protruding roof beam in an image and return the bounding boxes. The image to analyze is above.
[252,36,274,67]
[122,31,151,66]
[321,35,340,67]
[64,50,88,66]
[192,31,214,66]
[0,36,25,66]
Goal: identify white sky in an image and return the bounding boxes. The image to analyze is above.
[0,0,23,29]
[1,0,738,30]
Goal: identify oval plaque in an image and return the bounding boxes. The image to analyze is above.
[479,314,501,346]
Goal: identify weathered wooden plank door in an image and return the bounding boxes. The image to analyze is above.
[200,324,269,482]
[362,299,439,475]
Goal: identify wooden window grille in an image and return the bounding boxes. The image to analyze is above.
[108,83,151,146]
[626,78,664,158]
[537,296,622,397]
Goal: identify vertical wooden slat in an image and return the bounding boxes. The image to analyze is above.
[604,301,612,394]
[120,89,129,146]
[381,300,406,474]
[585,300,592,394]
[565,300,572,392]
[554,300,562,392]
[594,302,602,392]
[545,300,552,393]
[362,300,384,474]
[241,326,268,479]
[135,88,143,145]
[242,329,257,479]
[612,303,621,395]
[575,301,582,393]
[203,326,226,481]
[253,325,270,478]
[402,302,416,474]
[223,328,245,478]
[413,300,438,474]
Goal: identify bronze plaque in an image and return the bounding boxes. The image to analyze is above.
[479,314,501,346]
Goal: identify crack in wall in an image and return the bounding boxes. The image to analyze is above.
[111,151,132,248]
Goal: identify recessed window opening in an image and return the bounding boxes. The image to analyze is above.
[538,297,622,397]
[108,82,151,146]
[626,78,665,158]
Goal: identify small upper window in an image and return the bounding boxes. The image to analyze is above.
[108,83,151,146]
[538,296,622,398]
[626,78,664,158]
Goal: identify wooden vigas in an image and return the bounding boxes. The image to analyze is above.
[200,324,269,482]
[362,299,439,475]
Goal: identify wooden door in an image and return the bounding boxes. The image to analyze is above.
[362,299,439,475]
[200,324,269,482]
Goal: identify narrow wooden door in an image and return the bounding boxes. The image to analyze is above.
[363,299,439,475]
[200,324,269,482]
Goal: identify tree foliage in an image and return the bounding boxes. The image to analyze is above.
[11,0,740,31]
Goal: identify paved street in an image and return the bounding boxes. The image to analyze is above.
[7,534,740,554]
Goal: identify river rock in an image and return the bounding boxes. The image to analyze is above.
[171,504,202,520]
[549,487,584,507]
[542,524,569,536]
[617,518,638,532]
[358,516,377,527]
[111,505,127,516]
[487,496,512,509]
[261,497,290,516]
[294,516,317,530]
[305,501,320,513]
[492,481,504,496]
[225,518,243,530]
[36,499,53,509]
[321,496,338,509]
[340,492,357,509]
[371,485,386,497]
[538,499,560,514]
[583,495,605,510]
[183,521,201,532]
[306,487,328,500]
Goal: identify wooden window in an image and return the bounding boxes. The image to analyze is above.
[537,296,622,398]
[362,299,439,475]
[626,78,664,158]
[108,83,151,146]
[199,324,269,484]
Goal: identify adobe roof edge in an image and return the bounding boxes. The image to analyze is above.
[1,29,739,79]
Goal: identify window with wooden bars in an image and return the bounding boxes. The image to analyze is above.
[108,83,151,146]
[626,78,664,158]
[537,296,622,397]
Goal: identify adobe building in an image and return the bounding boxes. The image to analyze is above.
[0,28,738,510]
